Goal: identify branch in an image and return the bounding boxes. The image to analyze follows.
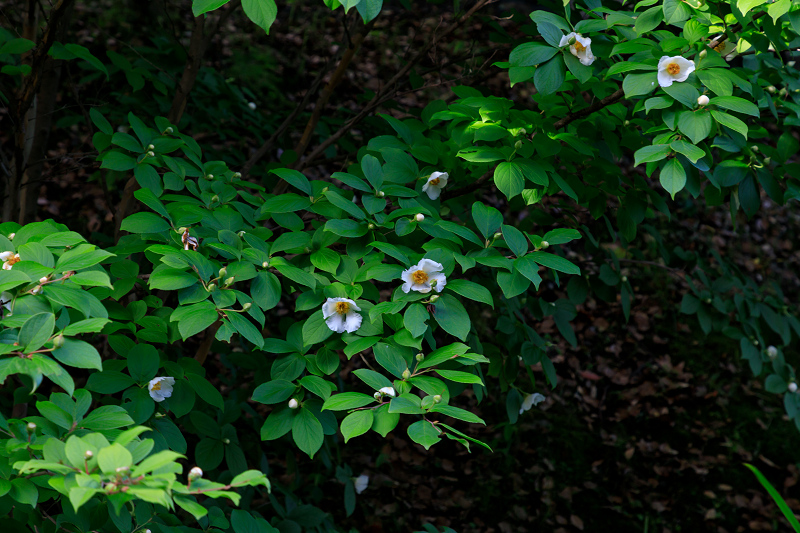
[299,0,494,169]
[444,167,494,199]
[194,320,222,365]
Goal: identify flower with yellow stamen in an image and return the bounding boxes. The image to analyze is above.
[322,297,362,333]
[401,259,447,294]
[422,171,448,200]
[657,55,695,88]
[148,376,175,402]
[558,32,595,66]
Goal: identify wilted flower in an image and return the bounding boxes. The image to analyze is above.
[378,386,396,398]
[354,474,369,494]
[288,398,299,409]
[697,95,709,106]
[322,297,362,333]
[401,259,446,294]
[1,251,20,270]
[559,32,595,66]
[422,171,448,200]
[148,377,175,402]
[657,56,695,88]
[519,393,546,414]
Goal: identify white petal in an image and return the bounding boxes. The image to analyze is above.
[429,272,447,292]
[354,475,369,494]
[411,283,432,293]
[0,252,12,261]
[559,32,576,47]
[379,386,396,397]
[322,299,337,318]
[401,281,413,293]
[417,259,443,273]
[343,311,362,333]
[425,186,442,200]
[657,70,674,87]
[575,35,591,48]
[325,313,346,333]
[345,299,360,312]
[657,56,672,70]
[437,175,448,187]
[531,393,546,406]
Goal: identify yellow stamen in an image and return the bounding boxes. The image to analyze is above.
[412,270,429,284]
[713,43,725,53]
[573,42,586,52]
[335,301,350,314]
[429,178,440,186]
[7,254,20,266]
[151,381,162,391]
[667,63,681,75]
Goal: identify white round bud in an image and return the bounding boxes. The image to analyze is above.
[766,86,776,94]
[84,450,93,459]
[165,127,173,134]
[26,422,36,431]
[377,191,385,197]
[429,295,439,303]
[188,466,203,480]
[39,276,49,284]
[147,144,155,151]
[541,241,549,248]
[248,102,257,110]
[147,151,155,157]
[368,223,375,230]
[288,399,299,409]
[242,303,252,311]
[790,382,798,393]
[8,233,14,240]
[767,346,778,358]
[415,213,424,222]
[374,392,382,400]
[697,95,710,106]
[699,49,707,58]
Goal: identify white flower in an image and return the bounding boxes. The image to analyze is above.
[422,171,448,200]
[288,398,299,409]
[322,297,362,333]
[767,346,778,358]
[790,382,798,393]
[148,377,175,402]
[558,32,595,66]
[657,56,695,88]
[697,95,709,106]
[378,386,396,397]
[248,102,257,110]
[401,259,446,294]
[1,251,20,270]
[354,474,369,494]
[518,393,546,414]
[415,213,424,222]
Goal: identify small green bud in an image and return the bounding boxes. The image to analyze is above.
[155,412,166,418]
[242,302,252,311]
[165,127,174,134]
[115,466,129,473]
[402,369,411,380]
[433,395,442,403]
[219,267,227,278]
[568,36,577,45]
[515,140,523,150]
[85,450,94,459]
[621,276,628,283]
[368,223,375,230]
[177,227,188,234]
[493,232,502,240]
[541,241,550,249]
[429,295,439,303]
[223,438,230,444]
[751,145,759,152]
[763,157,771,166]
[206,283,217,292]
[623,120,630,126]
[766,86,776,94]
[53,334,65,348]
[377,191,385,197]
[224,277,235,287]
[26,422,36,432]
[211,195,220,203]
[753,339,759,346]
[233,172,242,179]
[147,144,155,151]
[429,279,437,287]
[416,353,424,362]
[206,174,214,179]
[147,151,155,157]
[188,466,203,481]
[322,187,329,194]
[262,261,269,268]
[237,230,246,237]
[699,49,707,59]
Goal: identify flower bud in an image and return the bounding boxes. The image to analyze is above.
[515,140,523,150]
[288,399,299,409]
[416,353,424,362]
[147,144,155,151]
[377,191,385,197]
[85,450,93,459]
[147,151,155,157]
[248,102,257,110]
[211,195,220,203]
[429,279,437,287]
[697,95,709,106]
[374,392,382,400]
[322,187,329,194]
[493,232,502,240]
[433,395,442,403]
[621,276,628,283]
[115,466,129,473]
[415,213,424,222]
[233,172,242,179]
[219,267,227,279]
[223,438,230,444]
[53,334,65,348]
[767,346,778,358]
[26,422,36,432]
[165,127,173,134]
[242,302,252,311]
[699,49,707,58]
[751,145,759,152]
[8,233,14,240]
[39,276,49,284]
[206,174,214,180]
[753,339,759,346]
[177,227,188,234]
[155,412,166,418]
[206,283,217,292]
[763,157,771,166]
[568,36,577,45]
[188,466,203,480]
[704,298,712,304]
[402,369,411,380]
[224,277,235,287]
[623,120,630,126]
[766,86,776,94]
[790,382,798,393]
[262,261,269,268]
[368,223,375,230]
[31,285,42,295]
[541,241,549,249]
[429,295,439,303]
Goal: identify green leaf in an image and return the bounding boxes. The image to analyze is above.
[543,228,581,245]
[494,162,525,200]
[19,313,55,353]
[445,279,493,308]
[744,464,800,531]
[353,369,393,391]
[173,303,218,340]
[0,38,35,55]
[251,271,281,311]
[86,371,136,394]
[303,310,335,346]
[64,44,110,79]
[709,96,758,117]
[471,202,503,240]
[662,81,699,108]
[192,0,231,16]
[403,303,429,338]
[534,55,565,96]
[509,42,558,67]
[97,443,133,474]
[120,212,170,234]
[634,144,671,166]
[321,392,376,411]
[435,369,483,384]
[371,403,400,437]
[127,344,159,382]
[80,405,134,430]
[711,110,748,139]
[340,410,374,442]
[669,140,705,163]
[660,158,687,199]
[149,268,197,290]
[432,294,471,341]
[242,0,278,33]
[100,151,137,171]
[325,219,368,238]
[430,404,485,425]
[260,193,311,214]
[52,339,103,370]
[299,375,333,400]
[737,0,766,16]
[662,0,692,24]
[527,251,580,275]
[635,6,663,34]
[623,72,658,98]
[407,420,441,450]
[356,0,382,22]
[677,110,712,144]
[292,408,324,458]
[226,312,264,349]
